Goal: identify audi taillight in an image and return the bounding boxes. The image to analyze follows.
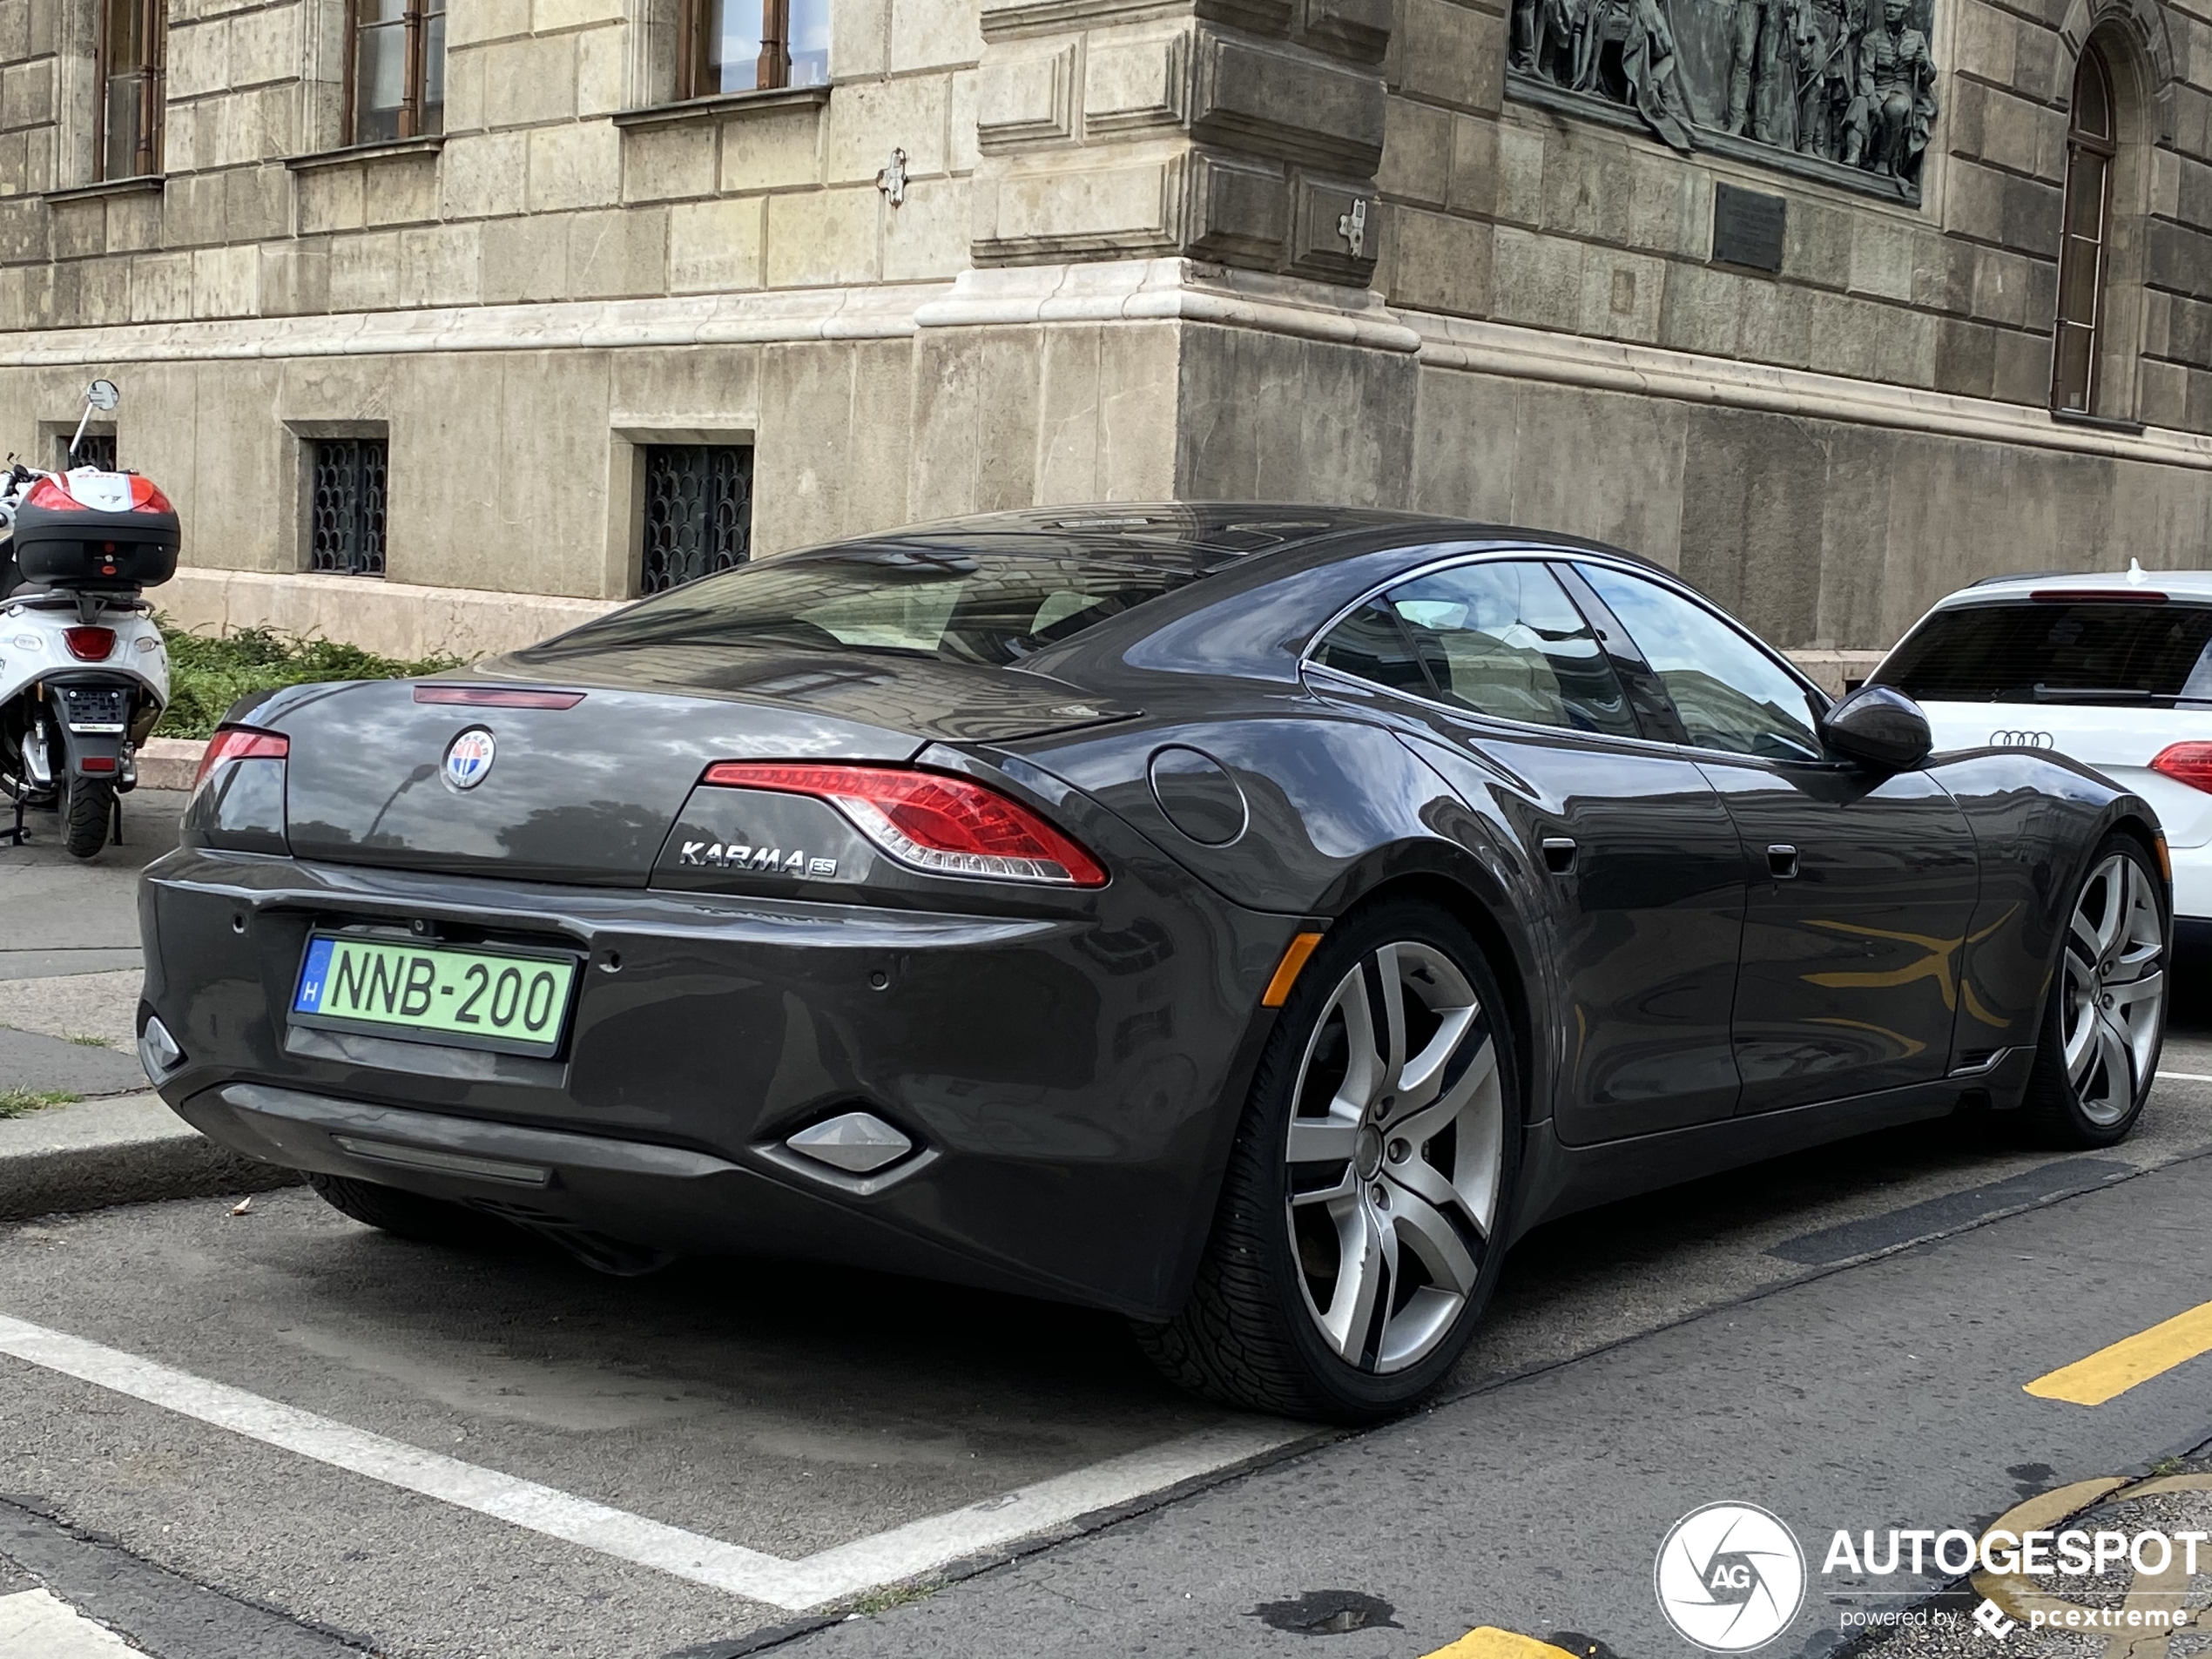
[192,725,288,797]
[700,762,1107,887]
[62,626,114,661]
[2150,743,2212,794]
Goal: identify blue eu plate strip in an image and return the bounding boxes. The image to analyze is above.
[294,936,334,1014]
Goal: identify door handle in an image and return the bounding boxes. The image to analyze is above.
[1542,837,1577,874]
[1768,844,1799,880]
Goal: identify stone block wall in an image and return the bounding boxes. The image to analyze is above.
[0,0,981,329]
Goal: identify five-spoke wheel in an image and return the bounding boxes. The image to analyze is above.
[2024,835,2168,1146]
[1135,901,1514,1420]
[1284,943,1503,1374]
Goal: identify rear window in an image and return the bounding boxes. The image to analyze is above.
[525,542,1208,669]
[1874,601,2212,705]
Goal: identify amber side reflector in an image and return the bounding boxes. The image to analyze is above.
[1261,931,1326,1008]
[2156,834,2174,883]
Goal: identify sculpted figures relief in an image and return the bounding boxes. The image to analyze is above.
[1509,0,1937,187]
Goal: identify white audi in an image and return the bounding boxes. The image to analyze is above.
[1871,564,2212,945]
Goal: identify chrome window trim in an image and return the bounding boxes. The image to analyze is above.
[1297,544,1836,763]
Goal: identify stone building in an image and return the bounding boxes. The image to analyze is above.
[0,0,2205,659]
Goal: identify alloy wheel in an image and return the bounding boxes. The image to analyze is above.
[2061,850,2166,1127]
[1283,942,1503,1374]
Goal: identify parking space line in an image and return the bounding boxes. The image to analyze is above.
[0,1313,1305,1611]
[0,1587,136,1657]
[2155,1071,2212,1083]
[2023,1298,2212,1406]
[1419,1627,1577,1659]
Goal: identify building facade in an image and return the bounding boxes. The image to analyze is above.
[0,0,2206,658]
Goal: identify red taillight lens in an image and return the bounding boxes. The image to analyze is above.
[62,626,114,661]
[192,725,289,795]
[700,762,1108,887]
[24,477,75,511]
[126,475,172,513]
[2150,743,2212,794]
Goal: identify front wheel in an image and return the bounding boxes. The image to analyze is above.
[1135,900,1518,1421]
[60,772,112,860]
[2019,835,2168,1147]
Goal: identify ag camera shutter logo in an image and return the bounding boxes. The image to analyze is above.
[1656,1502,1807,1651]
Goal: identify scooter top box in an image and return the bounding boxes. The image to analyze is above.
[11,469,179,590]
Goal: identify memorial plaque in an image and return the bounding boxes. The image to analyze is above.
[1711,183,1786,272]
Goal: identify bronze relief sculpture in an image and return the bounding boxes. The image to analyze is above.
[1507,0,1938,189]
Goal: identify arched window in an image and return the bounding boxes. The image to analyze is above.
[2052,44,2117,413]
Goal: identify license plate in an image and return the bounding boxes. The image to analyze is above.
[290,934,579,1058]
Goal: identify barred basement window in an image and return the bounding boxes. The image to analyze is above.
[308,439,388,577]
[641,445,752,595]
[62,434,117,470]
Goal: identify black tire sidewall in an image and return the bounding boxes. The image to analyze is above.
[61,772,111,860]
[1238,900,1521,1417]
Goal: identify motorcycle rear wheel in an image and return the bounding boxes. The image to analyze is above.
[61,772,111,860]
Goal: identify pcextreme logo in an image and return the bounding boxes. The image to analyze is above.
[1654,1503,1808,1652]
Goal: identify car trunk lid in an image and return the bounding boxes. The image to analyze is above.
[273,651,1132,886]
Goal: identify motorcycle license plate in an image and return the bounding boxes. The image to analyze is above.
[290,934,579,1059]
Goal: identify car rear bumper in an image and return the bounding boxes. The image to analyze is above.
[138,846,1303,1318]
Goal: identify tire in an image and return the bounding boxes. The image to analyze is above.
[1134,900,1521,1422]
[2017,833,2169,1149]
[306,1170,493,1246]
[60,772,111,860]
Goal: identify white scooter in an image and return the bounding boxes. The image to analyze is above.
[0,380,179,860]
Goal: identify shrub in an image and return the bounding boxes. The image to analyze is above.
[154,624,463,740]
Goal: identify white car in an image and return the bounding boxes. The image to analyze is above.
[1870,563,2212,943]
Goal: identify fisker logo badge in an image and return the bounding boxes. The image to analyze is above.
[679,842,838,877]
[1990,729,2054,750]
[443,726,496,790]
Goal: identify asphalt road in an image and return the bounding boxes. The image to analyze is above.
[1,806,2209,1659]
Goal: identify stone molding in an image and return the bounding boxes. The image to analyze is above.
[10,255,2212,475]
[159,567,625,663]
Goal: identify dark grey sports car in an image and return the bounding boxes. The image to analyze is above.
[141,507,2171,1420]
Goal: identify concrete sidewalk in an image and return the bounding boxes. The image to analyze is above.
[0,788,294,1217]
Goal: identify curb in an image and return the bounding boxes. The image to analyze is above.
[136,737,205,793]
[0,1096,300,1222]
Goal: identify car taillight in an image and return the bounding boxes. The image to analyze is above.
[62,626,114,660]
[700,761,1108,887]
[2150,743,2212,794]
[192,725,288,796]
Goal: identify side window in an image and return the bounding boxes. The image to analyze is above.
[1577,564,1823,761]
[1313,561,1637,736]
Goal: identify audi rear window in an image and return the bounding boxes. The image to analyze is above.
[525,541,1211,670]
[1873,601,2212,705]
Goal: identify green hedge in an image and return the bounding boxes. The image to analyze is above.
[154,624,462,740]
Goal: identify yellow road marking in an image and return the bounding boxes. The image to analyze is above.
[2025,1298,2212,1406]
[1421,1629,1580,1659]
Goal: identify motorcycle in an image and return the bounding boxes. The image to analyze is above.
[0,380,179,860]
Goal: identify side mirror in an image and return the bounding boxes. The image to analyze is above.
[84,379,119,412]
[1820,685,1933,772]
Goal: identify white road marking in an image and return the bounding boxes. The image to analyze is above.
[0,1314,1304,1611]
[0,1588,136,1657]
[2156,1071,2212,1082]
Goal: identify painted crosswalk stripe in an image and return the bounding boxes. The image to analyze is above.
[2025,1298,2212,1406]
[0,1313,1303,1610]
[0,1588,135,1657]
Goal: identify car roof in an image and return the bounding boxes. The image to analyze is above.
[1939,566,2212,604]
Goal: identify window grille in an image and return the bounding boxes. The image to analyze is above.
[642,445,752,595]
[308,439,388,577]
[63,434,117,471]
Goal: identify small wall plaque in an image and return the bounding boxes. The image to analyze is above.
[1711,184,1786,273]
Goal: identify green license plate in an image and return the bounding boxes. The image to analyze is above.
[291,933,579,1058]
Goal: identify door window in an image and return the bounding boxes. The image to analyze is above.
[1313,561,1637,736]
[1576,564,1824,761]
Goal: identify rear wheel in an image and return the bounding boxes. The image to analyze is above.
[2019,835,2168,1147]
[1135,901,1518,1421]
[306,1171,493,1246]
[60,772,111,860]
